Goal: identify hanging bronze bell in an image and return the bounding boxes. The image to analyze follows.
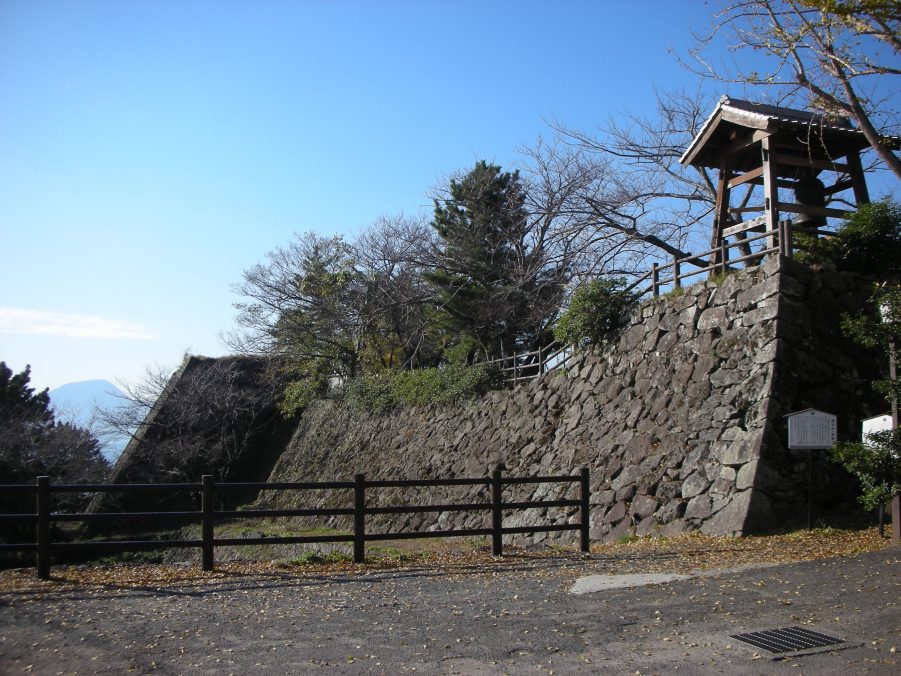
[793,175,827,228]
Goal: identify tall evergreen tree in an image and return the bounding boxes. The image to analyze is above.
[427,161,565,359]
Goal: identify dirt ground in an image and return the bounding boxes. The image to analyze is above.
[0,528,898,675]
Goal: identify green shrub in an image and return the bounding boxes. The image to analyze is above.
[442,336,480,366]
[344,363,499,413]
[830,429,900,511]
[279,377,326,417]
[840,283,901,409]
[553,278,638,347]
[795,199,901,273]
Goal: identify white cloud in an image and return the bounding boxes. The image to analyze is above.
[0,307,156,340]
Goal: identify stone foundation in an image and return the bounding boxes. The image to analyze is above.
[262,257,883,540]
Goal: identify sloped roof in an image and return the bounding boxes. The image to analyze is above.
[680,96,883,170]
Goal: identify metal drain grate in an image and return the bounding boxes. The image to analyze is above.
[730,626,845,653]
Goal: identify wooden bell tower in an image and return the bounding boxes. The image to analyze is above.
[680,97,895,266]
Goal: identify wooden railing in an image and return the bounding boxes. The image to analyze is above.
[626,219,845,299]
[0,468,591,579]
[485,341,578,385]
[623,220,796,299]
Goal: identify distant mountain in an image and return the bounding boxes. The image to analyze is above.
[49,380,131,461]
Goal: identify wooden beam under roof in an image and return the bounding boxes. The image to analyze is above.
[681,117,725,168]
[775,154,850,173]
[722,130,771,158]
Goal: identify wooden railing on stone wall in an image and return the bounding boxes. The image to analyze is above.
[485,341,578,386]
[624,221,791,299]
[624,220,833,300]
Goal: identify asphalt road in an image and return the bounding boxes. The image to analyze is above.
[0,548,898,675]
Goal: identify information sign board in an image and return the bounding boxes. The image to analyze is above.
[786,409,837,449]
[862,414,893,442]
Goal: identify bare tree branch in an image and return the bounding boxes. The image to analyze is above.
[688,0,901,180]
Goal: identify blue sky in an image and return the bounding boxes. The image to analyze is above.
[0,1,896,391]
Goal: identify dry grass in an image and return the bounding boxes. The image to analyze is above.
[0,525,891,594]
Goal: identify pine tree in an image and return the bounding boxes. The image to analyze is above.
[428,161,563,359]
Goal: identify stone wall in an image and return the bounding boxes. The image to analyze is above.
[261,257,883,541]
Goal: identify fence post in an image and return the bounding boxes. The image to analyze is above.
[720,240,729,275]
[36,476,50,580]
[672,255,681,289]
[354,474,366,563]
[491,467,503,556]
[651,263,659,297]
[201,475,215,571]
[579,468,591,554]
[783,219,793,259]
[775,221,784,271]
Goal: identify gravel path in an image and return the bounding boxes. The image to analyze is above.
[1,548,898,674]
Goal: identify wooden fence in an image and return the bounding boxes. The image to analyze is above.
[0,468,590,579]
[624,220,798,299]
[485,341,578,385]
[624,220,839,299]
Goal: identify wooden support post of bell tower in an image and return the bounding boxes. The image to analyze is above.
[760,136,780,251]
[710,163,732,271]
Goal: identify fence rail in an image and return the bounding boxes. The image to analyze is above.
[485,340,578,386]
[624,220,836,300]
[0,468,590,579]
[624,221,789,298]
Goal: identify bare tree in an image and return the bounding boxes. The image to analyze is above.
[97,356,286,484]
[352,215,443,368]
[226,232,377,402]
[690,0,901,180]
[519,90,731,281]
